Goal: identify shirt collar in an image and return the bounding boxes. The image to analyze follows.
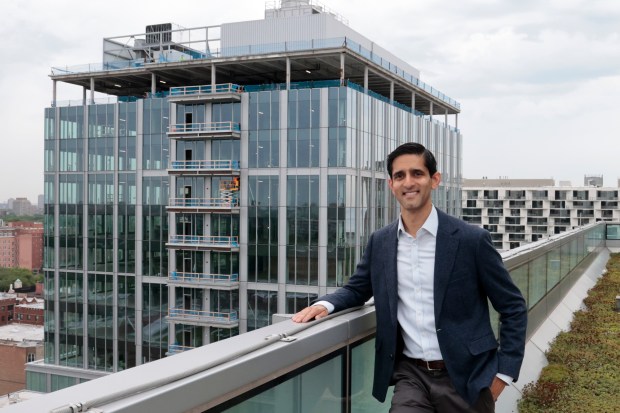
[397,205,439,238]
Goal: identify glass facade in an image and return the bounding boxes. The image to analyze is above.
[43,98,171,389]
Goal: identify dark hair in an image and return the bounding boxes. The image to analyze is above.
[387,142,437,178]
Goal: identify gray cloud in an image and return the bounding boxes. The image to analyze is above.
[1,0,619,202]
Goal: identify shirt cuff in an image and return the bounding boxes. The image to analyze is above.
[496,373,513,385]
[313,301,334,314]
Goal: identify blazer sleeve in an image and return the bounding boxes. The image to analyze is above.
[476,230,528,381]
[316,232,376,312]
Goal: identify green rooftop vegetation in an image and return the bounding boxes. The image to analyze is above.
[518,253,620,412]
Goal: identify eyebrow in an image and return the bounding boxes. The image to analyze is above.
[393,168,427,176]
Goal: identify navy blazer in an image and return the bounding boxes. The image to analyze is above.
[320,209,527,405]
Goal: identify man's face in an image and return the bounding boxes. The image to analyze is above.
[388,154,441,214]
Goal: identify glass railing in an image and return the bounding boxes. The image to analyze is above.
[169,159,240,171]
[492,222,606,335]
[169,83,243,96]
[168,271,239,286]
[168,121,241,134]
[167,197,240,208]
[167,235,239,248]
[167,344,195,355]
[168,307,239,325]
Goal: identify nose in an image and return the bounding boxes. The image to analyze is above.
[403,173,415,187]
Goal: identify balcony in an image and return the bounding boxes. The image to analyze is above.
[168,271,239,290]
[168,83,243,104]
[168,160,240,176]
[167,197,240,213]
[167,307,239,328]
[166,344,195,356]
[166,235,240,252]
[167,121,241,140]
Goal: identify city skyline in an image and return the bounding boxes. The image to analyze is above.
[2,0,620,201]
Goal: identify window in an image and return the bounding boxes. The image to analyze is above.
[27,353,36,363]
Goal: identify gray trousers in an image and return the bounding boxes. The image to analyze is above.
[389,357,494,413]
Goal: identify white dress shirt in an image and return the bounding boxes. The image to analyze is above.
[397,206,442,361]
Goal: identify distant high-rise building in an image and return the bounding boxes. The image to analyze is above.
[35,0,462,390]
[11,198,34,216]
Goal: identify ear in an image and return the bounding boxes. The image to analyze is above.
[431,172,441,189]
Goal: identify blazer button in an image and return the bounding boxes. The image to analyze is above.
[389,354,394,360]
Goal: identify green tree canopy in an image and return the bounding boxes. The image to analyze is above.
[0,267,42,292]
[2,214,43,223]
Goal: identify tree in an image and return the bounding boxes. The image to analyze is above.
[0,267,43,292]
[2,214,44,223]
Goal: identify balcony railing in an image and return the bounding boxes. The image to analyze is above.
[169,159,240,174]
[167,235,239,250]
[166,344,195,355]
[168,271,239,288]
[168,307,239,326]
[167,122,241,139]
[169,83,243,96]
[167,197,239,211]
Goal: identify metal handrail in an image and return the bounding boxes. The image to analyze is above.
[168,235,239,247]
[168,121,241,133]
[169,271,239,283]
[168,307,239,322]
[169,83,243,96]
[170,160,240,170]
[168,198,239,208]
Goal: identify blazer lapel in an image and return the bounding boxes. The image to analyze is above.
[434,211,460,321]
[382,221,399,327]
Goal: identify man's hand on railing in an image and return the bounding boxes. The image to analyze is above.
[291,305,328,323]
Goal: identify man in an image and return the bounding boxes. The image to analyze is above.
[292,143,527,412]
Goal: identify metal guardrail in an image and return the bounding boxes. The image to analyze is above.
[167,235,239,247]
[168,307,239,324]
[167,344,195,355]
[168,121,241,134]
[168,198,239,208]
[169,83,243,96]
[169,271,239,284]
[169,159,240,170]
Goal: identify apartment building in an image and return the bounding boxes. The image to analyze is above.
[462,178,619,250]
[35,0,462,389]
[0,223,43,272]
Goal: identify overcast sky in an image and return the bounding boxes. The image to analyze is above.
[2,0,619,202]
